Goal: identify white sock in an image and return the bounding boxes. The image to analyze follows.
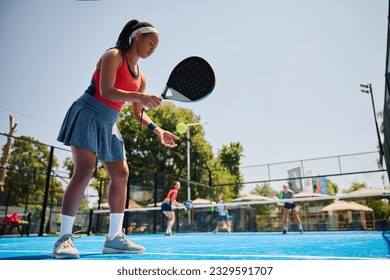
[59,214,75,237]
[108,213,124,239]
[166,226,172,234]
[283,224,288,230]
[298,224,303,230]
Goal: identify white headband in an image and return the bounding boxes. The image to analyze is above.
[129,26,159,43]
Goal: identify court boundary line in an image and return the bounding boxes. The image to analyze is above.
[0,249,384,260]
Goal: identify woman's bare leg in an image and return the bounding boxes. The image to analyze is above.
[61,146,96,216]
[102,160,129,213]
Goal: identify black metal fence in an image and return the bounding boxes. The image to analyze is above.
[1,133,389,236]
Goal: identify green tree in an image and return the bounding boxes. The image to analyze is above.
[326,179,338,196]
[2,136,64,212]
[250,183,277,198]
[218,142,243,176]
[249,183,278,231]
[217,142,244,196]
[117,103,243,202]
[344,182,367,193]
[207,158,240,202]
[250,183,277,214]
[118,103,213,202]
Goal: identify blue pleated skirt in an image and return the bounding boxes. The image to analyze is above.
[57,93,126,162]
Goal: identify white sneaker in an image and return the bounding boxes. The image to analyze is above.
[52,234,79,259]
[102,229,145,254]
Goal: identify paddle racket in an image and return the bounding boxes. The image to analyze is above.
[161,56,216,102]
[137,56,215,149]
[182,200,194,211]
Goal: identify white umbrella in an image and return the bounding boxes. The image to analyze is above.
[192,198,214,205]
[321,201,373,212]
[295,192,329,198]
[232,194,273,202]
[346,188,386,197]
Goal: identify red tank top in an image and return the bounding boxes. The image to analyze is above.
[85,52,142,112]
[164,189,178,203]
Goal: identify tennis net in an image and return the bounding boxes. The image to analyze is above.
[88,191,390,234]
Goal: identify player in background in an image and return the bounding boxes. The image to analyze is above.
[161,181,183,237]
[280,184,303,234]
[212,194,231,234]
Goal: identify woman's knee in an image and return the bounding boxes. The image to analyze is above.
[71,166,95,182]
[165,212,175,220]
[114,166,129,183]
[105,161,129,182]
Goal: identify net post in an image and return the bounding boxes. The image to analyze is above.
[39,146,54,237]
[153,172,158,234]
[87,209,93,236]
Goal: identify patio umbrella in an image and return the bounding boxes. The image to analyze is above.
[192,198,214,205]
[321,201,373,212]
[345,188,386,198]
[321,200,374,230]
[295,192,329,198]
[232,194,273,202]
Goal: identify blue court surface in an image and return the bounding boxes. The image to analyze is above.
[0,231,389,260]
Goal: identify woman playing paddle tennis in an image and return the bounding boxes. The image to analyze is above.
[212,194,231,234]
[52,19,180,259]
[161,181,183,237]
[280,184,303,234]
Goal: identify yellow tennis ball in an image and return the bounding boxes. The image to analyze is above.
[176,123,187,134]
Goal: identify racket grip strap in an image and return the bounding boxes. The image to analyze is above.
[147,122,158,132]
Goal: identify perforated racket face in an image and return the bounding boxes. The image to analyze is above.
[162,56,215,102]
[184,200,193,210]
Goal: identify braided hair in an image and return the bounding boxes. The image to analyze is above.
[115,19,155,52]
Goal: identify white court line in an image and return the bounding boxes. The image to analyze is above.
[0,249,384,260]
[140,251,383,260]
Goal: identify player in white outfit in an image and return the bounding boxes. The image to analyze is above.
[212,194,231,234]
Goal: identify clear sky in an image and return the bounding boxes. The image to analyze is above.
[0,0,389,194]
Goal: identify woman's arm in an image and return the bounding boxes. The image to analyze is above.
[170,192,182,207]
[132,71,180,148]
